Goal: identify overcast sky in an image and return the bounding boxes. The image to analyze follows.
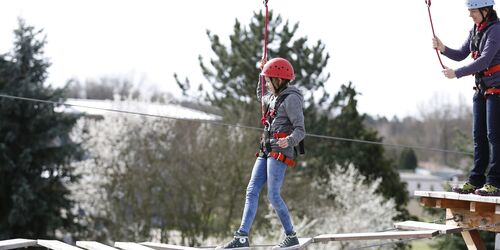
[0,0,479,118]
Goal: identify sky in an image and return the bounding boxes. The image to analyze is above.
[0,0,480,118]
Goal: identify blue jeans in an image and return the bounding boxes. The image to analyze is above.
[469,92,500,187]
[238,157,294,235]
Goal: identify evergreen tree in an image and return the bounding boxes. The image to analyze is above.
[0,19,82,239]
[398,148,418,170]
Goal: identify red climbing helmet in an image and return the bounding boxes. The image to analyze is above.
[261,57,295,80]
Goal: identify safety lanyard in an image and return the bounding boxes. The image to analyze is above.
[425,0,446,69]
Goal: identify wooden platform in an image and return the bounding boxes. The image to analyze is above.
[115,242,155,250]
[394,220,462,234]
[415,191,500,233]
[415,190,500,250]
[141,238,312,250]
[0,239,37,250]
[313,230,438,243]
[415,191,500,204]
[0,195,473,250]
[141,242,202,250]
[76,241,119,250]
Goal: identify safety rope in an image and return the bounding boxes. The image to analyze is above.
[260,0,269,120]
[425,0,446,69]
[0,93,474,156]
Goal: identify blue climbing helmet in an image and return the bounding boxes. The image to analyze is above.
[466,0,495,9]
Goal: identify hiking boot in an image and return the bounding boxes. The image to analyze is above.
[272,232,300,250]
[452,182,478,194]
[475,184,500,196]
[216,231,250,249]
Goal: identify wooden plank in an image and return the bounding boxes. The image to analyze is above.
[298,238,313,249]
[312,230,439,243]
[394,221,463,234]
[114,242,155,250]
[415,191,500,204]
[0,239,37,250]
[437,199,470,209]
[471,202,496,213]
[420,197,437,207]
[140,242,201,250]
[462,230,486,250]
[37,240,83,250]
[141,238,311,250]
[76,241,119,250]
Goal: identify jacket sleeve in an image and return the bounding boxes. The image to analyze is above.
[283,94,305,147]
[455,26,500,78]
[443,30,472,62]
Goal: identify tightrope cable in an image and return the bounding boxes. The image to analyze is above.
[0,93,473,156]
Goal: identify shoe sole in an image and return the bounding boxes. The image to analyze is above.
[475,192,500,196]
[452,188,477,194]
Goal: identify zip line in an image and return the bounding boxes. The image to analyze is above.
[0,93,473,156]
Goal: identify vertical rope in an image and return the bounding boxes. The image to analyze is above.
[426,0,446,69]
[261,0,269,120]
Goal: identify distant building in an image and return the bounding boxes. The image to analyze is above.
[57,98,219,121]
[399,166,463,197]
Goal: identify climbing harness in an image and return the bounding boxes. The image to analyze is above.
[425,0,446,69]
[485,87,500,95]
[269,151,296,167]
[470,18,500,92]
[483,64,500,76]
[257,93,305,167]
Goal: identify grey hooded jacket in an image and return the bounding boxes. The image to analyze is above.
[257,79,305,159]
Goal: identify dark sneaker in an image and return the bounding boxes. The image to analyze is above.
[272,232,300,250]
[475,184,500,196]
[216,231,250,249]
[452,182,478,194]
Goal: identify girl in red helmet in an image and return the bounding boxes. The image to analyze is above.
[217,58,305,250]
[432,0,500,196]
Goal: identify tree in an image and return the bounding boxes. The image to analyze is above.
[0,19,82,239]
[301,82,410,222]
[398,148,418,170]
[70,107,258,245]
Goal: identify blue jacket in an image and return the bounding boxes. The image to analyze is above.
[443,20,500,87]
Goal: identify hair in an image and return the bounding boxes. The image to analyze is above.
[480,6,498,20]
[270,77,290,85]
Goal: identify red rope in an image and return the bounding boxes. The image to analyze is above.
[262,0,269,62]
[426,0,446,69]
[260,0,269,122]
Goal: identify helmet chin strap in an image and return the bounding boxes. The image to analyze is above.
[479,7,492,24]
